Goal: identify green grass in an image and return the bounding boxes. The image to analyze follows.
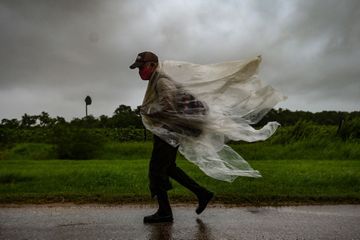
[0,159,359,205]
[99,142,153,160]
[1,143,57,160]
[232,139,360,160]
[1,139,359,161]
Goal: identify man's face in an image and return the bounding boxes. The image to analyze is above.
[138,62,157,81]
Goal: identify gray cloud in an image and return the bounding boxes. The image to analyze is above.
[0,0,359,120]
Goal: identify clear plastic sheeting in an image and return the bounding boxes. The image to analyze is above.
[140,56,287,182]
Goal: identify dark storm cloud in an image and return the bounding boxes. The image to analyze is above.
[274,0,360,110]
[0,0,141,119]
[0,0,359,120]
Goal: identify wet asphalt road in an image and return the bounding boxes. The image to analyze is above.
[0,204,359,240]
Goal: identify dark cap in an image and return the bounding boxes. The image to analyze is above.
[129,51,158,69]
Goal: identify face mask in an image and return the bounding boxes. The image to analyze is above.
[139,65,154,80]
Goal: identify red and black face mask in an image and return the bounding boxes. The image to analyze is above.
[139,64,155,80]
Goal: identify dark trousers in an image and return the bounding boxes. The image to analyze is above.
[149,134,207,198]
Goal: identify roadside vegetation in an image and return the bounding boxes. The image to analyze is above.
[0,106,359,205]
[1,159,359,205]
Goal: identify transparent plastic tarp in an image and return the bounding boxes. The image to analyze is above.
[141,56,287,182]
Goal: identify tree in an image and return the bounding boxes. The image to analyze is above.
[20,114,37,128]
[134,106,141,116]
[55,116,67,126]
[85,95,92,117]
[112,104,142,128]
[114,104,132,115]
[136,105,147,141]
[38,111,55,127]
[1,118,20,129]
[82,115,99,128]
[99,115,110,128]
[70,117,83,127]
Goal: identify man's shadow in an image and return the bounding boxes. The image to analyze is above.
[147,218,214,240]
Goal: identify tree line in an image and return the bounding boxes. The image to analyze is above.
[1,105,359,159]
[0,105,142,129]
[1,105,359,129]
[256,108,360,127]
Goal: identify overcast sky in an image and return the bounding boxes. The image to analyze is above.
[1,0,359,121]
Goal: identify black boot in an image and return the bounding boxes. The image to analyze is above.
[196,190,214,215]
[144,192,173,224]
[169,166,214,214]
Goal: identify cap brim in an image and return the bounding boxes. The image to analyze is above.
[129,62,143,69]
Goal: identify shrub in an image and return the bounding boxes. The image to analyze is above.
[2,143,56,160]
[0,127,9,149]
[52,126,106,160]
[268,120,338,145]
[338,117,360,140]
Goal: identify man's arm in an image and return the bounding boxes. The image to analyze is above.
[155,77,178,113]
[140,77,177,118]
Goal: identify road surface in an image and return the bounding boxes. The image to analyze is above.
[1,204,359,239]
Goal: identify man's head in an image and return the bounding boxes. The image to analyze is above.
[129,51,159,80]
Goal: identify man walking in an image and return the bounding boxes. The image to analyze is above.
[130,51,214,224]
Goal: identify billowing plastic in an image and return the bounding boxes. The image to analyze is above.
[140,56,287,182]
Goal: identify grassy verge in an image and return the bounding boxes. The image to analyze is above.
[0,159,359,205]
[1,139,359,161]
